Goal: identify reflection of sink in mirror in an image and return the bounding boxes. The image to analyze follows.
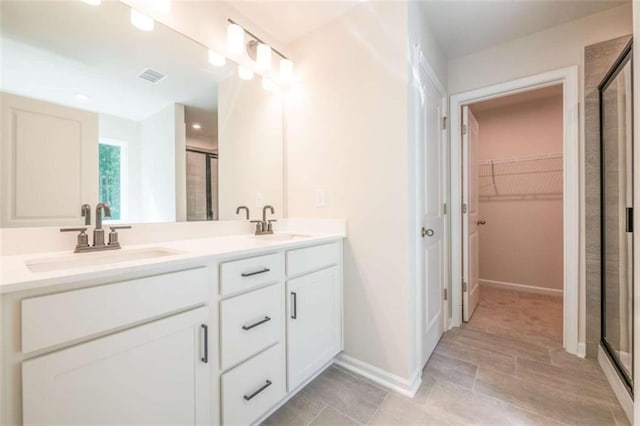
[0,0,283,228]
[251,233,312,242]
[26,248,183,273]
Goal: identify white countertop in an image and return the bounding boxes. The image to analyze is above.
[0,232,345,294]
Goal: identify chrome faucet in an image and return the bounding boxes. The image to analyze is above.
[236,205,250,220]
[251,205,277,235]
[60,203,131,253]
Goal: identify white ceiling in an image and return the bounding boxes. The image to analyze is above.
[1,1,226,122]
[226,1,361,46]
[420,0,629,59]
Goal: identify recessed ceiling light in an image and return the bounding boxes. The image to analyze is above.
[192,123,202,130]
[81,0,102,5]
[130,9,154,31]
[74,93,90,102]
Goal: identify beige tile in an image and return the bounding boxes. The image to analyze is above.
[309,407,359,426]
[423,352,477,390]
[368,393,453,425]
[516,356,618,406]
[474,367,616,425]
[448,327,551,363]
[610,404,631,426]
[435,338,516,376]
[298,366,387,424]
[262,393,325,426]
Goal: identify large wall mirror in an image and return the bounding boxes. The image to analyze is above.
[0,0,284,228]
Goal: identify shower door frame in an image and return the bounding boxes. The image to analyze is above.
[599,39,634,394]
[186,148,218,221]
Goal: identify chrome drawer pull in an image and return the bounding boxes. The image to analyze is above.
[201,324,208,364]
[241,268,271,277]
[242,316,271,330]
[243,380,272,401]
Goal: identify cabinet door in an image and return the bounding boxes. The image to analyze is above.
[287,267,341,391]
[23,307,210,425]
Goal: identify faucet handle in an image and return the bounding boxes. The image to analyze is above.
[60,227,89,251]
[108,225,131,247]
[250,220,264,233]
[267,219,277,232]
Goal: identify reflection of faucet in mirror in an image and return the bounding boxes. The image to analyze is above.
[252,205,277,235]
[236,206,250,220]
[81,204,91,226]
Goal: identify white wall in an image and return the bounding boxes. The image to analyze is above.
[99,114,142,222]
[448,3,632,351]
[285,2,414,380]
[139,104,184,223]
[217,75,283,221]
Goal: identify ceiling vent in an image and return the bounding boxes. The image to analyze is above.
[137,68,166,84]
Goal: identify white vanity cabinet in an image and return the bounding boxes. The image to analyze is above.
[286,243,342,391]
[23,307,210,425]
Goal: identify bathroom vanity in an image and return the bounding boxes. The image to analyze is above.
[0,229,345,425]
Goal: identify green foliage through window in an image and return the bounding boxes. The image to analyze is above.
[99,143,121,220]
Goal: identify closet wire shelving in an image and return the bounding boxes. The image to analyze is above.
[478,153,563,201]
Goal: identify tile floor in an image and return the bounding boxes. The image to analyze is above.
[263,286,629,426]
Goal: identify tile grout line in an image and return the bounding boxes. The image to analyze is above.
[305,405,328,426]
[364,391,390,425]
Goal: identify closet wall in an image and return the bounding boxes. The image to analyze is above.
[473,88,564,293]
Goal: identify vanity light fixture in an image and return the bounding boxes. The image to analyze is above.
[227,23,245,55]
[81,0,102,5]
[238,66,254,81]
[74,93,90,102]
[208,50,226,67]
[130,9,154,32]
[226,18,293,81]
[256,43,272,70]
[192,123,202,130]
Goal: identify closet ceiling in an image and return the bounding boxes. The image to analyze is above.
[470,85,563,113]
[421,0,629,59]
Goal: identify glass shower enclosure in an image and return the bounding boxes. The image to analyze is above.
[600,40,633,394]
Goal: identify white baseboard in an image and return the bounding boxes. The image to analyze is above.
[598,345,633,424]
[334,353,421,397]
[577,342,586,358]
[479,279,563,296]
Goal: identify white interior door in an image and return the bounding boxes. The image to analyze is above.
[420,63,445,366]
[462,106,480,322]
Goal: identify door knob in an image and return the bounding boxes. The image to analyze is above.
[477,220,486,225]
[421,227,434,237]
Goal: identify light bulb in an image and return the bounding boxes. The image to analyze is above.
[262,77,277,92]
[227,23,245,55]
[192,123,201,130]
[280,59,294,84]
[238,66,254,81]
[130,9,154,31]
[208,50,226,67]
[256,43,272,70]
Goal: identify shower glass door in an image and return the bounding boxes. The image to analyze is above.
[600,41,633,392]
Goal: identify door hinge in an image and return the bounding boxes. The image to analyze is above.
[462,203,467,214]
[442,116,447,130]
[462,281,468,292]
[443,288,448,300]
[443,203,447,215]
[462,124,468,135]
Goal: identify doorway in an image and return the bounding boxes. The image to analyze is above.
[461,86,565,346]
[450,67,580,355]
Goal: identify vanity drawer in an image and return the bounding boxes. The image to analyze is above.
[220,283,282,370]
[286,242,339,277]
[221,343,285,426]
[220,253,282,295]
[21,267,209,353]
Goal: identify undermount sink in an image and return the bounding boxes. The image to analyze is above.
[251,233,312,242]
[26,247,183,273]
